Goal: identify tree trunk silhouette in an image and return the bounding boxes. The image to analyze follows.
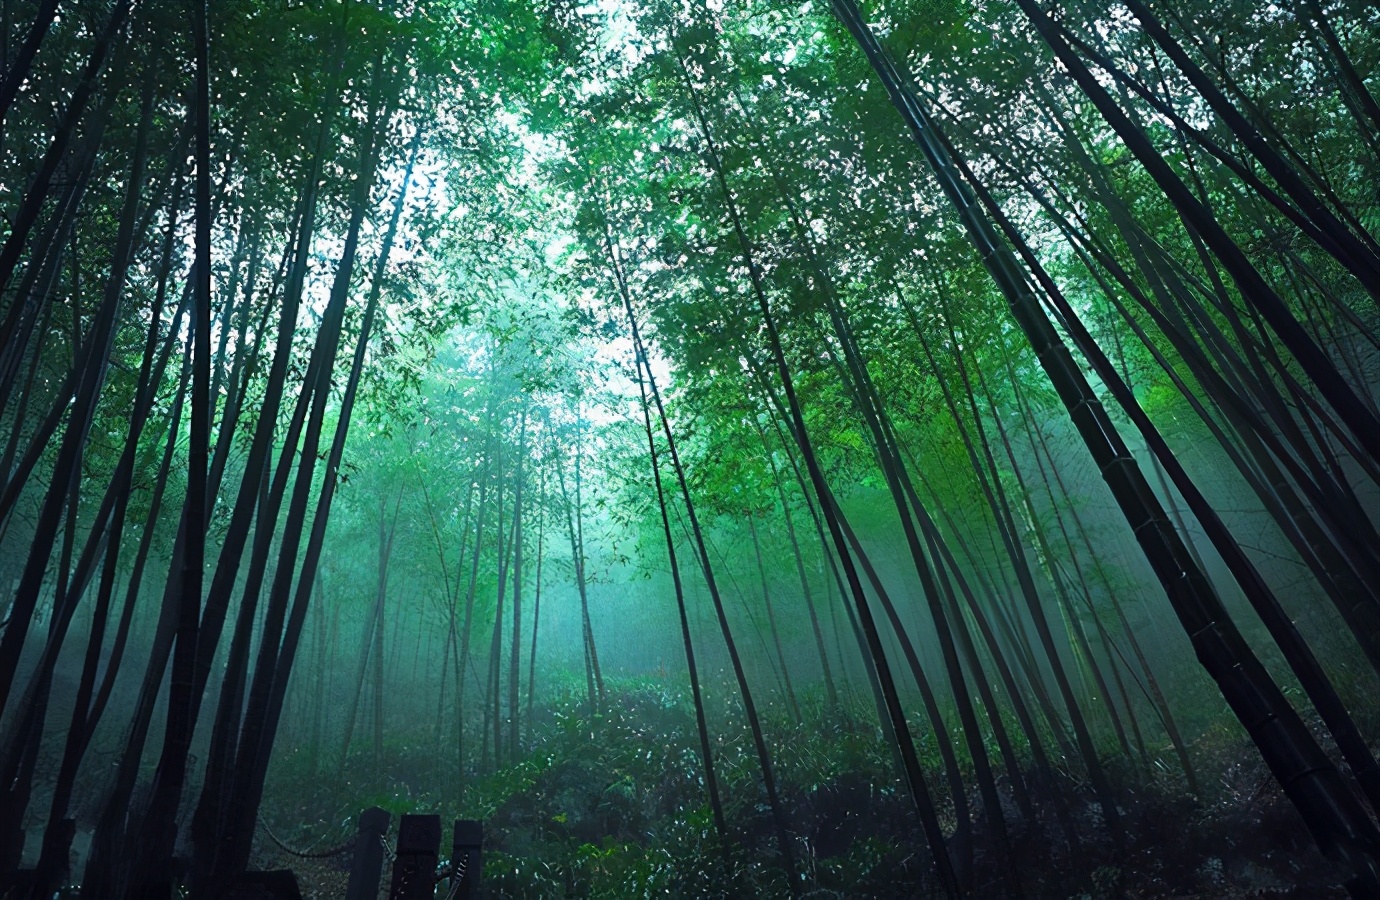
[830,0,1380,885]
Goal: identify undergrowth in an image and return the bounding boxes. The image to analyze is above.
[258,678,1352,898]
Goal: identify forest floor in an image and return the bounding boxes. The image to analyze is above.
[254,689,1357,898]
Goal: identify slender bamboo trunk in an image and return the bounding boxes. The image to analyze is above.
[557,415,604,708]
[0,0,132,304]
[829,2,1380,883]
[626,332,729,843]
[508,412,527,757]
[484,466,511,770]
[672,50,954,895]
[0,0,59,129]
[526,463,545,747]
[0,58,151,721]
[211,109,412,883]
[748,514,801,723]
[629,308,802,895]
[757,427,838,708]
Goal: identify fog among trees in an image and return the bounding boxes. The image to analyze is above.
[0,0,1378,896]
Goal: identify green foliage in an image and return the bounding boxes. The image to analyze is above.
[4,0,1378,893]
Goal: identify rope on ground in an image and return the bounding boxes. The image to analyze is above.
[256,815,358,859]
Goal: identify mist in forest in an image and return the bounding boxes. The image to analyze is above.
[0,0,1378,897]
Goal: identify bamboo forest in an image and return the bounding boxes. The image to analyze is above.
[2,0,1380,897]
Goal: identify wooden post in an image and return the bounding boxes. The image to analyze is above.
[449,820,483,900]
[224,870,304,899]
[345,806,390,900]
[389,814,440,900]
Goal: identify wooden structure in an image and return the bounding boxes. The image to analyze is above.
[450,820,484,900]
[222,870,305,899]
[389,814,441,900]
[345,806,392,900]
[341,807,483,900]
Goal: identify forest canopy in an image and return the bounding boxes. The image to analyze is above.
[0,0,1378,896]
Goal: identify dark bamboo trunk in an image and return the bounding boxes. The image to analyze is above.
[830,1,1380,886]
